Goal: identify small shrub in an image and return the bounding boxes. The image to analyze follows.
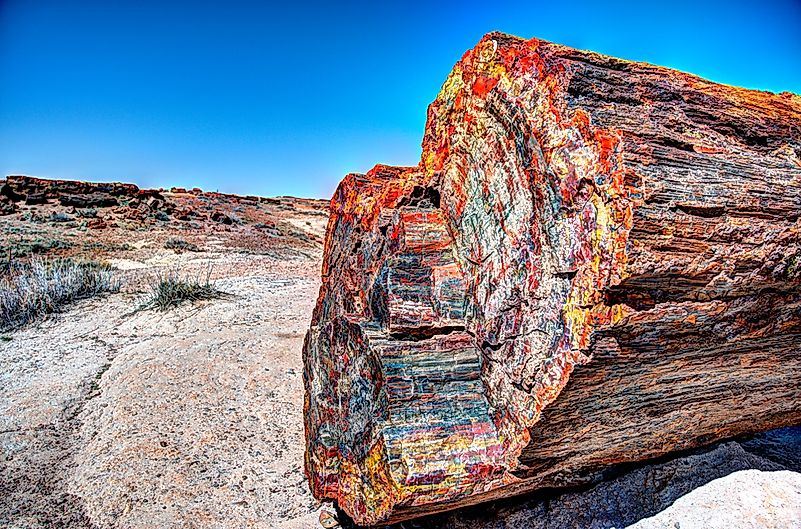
[254,222,282,236]
[4,225,36,235]
[76,208,98,218]
[22,211,46,223]
[82,241,132,252]
[0,258,119,331]
[49,212,74,223]
[164,237,200,253]
[2,238,74,258]
[29,238,73,255]
[154,211,170,222]
[138,267,226,312]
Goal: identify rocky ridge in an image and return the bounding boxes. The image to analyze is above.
[0,175,327,262]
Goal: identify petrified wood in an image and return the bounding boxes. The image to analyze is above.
[303,32,801,525]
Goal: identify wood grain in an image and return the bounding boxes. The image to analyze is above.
[303,32,801,525]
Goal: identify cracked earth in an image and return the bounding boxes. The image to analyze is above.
[1,238,325,529]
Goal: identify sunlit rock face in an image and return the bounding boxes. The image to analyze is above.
[303,32,801,525]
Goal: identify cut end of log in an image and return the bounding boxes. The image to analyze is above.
[304,173,518,521]
[304,32,801,525]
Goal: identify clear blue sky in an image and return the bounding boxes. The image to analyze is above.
[1,0,800,198]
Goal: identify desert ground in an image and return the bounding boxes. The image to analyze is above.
[1,178,330,528]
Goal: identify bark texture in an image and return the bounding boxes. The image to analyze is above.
[303,32,801,525]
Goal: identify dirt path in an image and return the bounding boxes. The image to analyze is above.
[1,252,323,529]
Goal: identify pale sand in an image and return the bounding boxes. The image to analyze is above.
[1,247,324,528]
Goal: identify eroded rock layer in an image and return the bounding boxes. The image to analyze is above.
[303,32,801,525]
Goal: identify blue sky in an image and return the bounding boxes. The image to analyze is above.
[1,0,800,198]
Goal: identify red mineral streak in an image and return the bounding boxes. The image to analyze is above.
[472,75,499,97]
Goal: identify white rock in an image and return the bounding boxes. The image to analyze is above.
[627,469,801,529]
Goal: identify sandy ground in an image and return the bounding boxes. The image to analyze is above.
[1,245,325,528]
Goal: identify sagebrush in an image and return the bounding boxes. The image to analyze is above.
[164,237,200,252]
[139,267,226,311]
[0,258,119,331]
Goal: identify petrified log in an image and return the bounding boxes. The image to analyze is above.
[303,32,801,525]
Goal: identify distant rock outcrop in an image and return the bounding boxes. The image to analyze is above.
[0,186,17,216]
[2,175,160,225]
[59,194,119,209]
[4,175,141,200]
[303,32,801,525]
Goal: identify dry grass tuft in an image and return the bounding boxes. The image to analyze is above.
[138,267,226,311]
[0,258,119,331]
[164,237,201,253]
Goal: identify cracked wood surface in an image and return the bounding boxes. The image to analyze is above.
[303,32,801,525]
